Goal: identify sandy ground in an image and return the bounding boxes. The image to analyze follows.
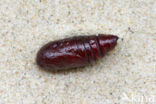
[0,0,155,104]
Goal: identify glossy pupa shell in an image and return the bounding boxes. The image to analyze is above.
[36,34,118,71]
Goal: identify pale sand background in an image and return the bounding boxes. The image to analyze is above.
[0,0,155,104]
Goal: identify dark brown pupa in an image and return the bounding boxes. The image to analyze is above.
[36,34,118,71]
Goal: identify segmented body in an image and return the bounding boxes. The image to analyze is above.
[36,34,118,71]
